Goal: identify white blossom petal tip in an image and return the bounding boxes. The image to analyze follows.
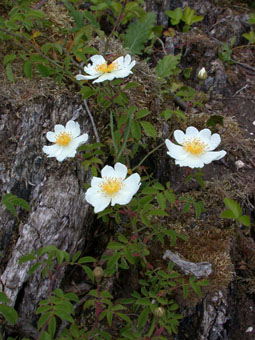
[165,126,226,168]
[43,120,88,162]
[85,162,141,213]
[75,54,136,83]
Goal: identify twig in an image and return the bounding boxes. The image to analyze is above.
[103,0,128,56]
[233,84,249,97]
[33,0,48,10]
[157,37,167,56]
[83,100,100,143]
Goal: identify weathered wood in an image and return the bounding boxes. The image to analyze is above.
[0,87,94,322]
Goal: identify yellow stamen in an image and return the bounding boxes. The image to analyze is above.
[56,132,72,146]
[95,61,118,74]
[99,177,123,196]
[183,137,207,155]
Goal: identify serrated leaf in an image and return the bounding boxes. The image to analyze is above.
[140,121,157,139]
[182,6,203,26]
[165,8,183,25]
[117,312,132,323]
[206,114,224,128]
[6,63,14,82]
[82,265,94,283]
[0,293,10,304]
[238,215,251,227]
[136,109,150,119]
[138,307,150,329]
[189,278,202,297]
[2,193,30,216]
[37,64,49,77]
[4,54,16,65]
[123,12,155,54]
[155,54,181,78]
[48,317,56,338]
[23,61,32,78]
[131,120,141,140]
[149,209,168,216]
[107,242,124,250]
[220,209,235,219]
[223,198,242,219]
[78,256,96,264]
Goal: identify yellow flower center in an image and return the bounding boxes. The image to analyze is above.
[183,137,207,155]
[99,177,124,196]
[56,132,72,146]
[95,61,118,74]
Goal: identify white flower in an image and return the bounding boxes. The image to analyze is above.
[75,54,136,83]
[198,67,207,80]
[165,126,226,168]
[43,120,88,162]
[85,163,141,213]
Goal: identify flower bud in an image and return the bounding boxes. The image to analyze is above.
[93,266,104,281]
[198,67,207,80]
[154,307,165,318]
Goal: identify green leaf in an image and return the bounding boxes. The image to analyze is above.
[118,234,128,244]
[63,0,84,29]
[6,63,14,82]
[4,54,16,65]
[0,293,10,304]
[140,121,157,139]
[142,187,158,195]
[238,215,251,227]
[162,109,186,121]
[23,61,32,78]
[84,10,100,29]
[54,311,74,323]
[48,317,56,338]
[117,312,132,323]
[107,242,124,251]
[165,8,183,25]
[82,265,94,283]
[155,54,181,78]
[182,6,203,26]
[2,193,30,216]
[37,312,52,330]
[206,115,224,128]
[189,278,202,297]
[78,256,96,264]
[37,64,50,77]
[131,120,141,140]
[220,209,235,219]
[249,13,255,24]
[243,30,255,44]
[123,247,135,265]
[149,209,168,216]
[223,198,242,219]
[107,311,113,326]
[138,307,150,329]
[107,253,121,269]
[123,12,156,54]
[136,109,151,119]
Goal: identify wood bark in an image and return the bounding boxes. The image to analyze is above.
[0,88,93,326]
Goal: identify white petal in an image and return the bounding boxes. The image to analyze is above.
[93,73,116,83]
[76,74,99,80]
[113,56,124,68]
[74,134,88,147]
[54,124,65,133]
[176,155,205,168]
[91,177,103,187]
[199,128,211,141]
[101,165,115,178]
[111,176,140,206]
[185,126,199,137]
[66,120,80,137]
[165,139,188,160]
[84,65,100,75]
[43,144,62,157]
[174,130,185,145]
[90,55,106,65]
[208,133,221,150]
[46,131,56,142]
[114,163,128,179]
[112,69,132,78]
[200,150,226,164]
[85,187,111,213]
[124,54,131,65]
